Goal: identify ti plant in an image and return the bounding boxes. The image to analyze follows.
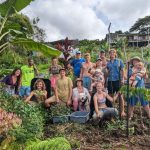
[0,108,22,135]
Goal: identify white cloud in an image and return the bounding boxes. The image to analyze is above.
[22,0,150,41]
[95,0,150,32]
[22,0,107,41]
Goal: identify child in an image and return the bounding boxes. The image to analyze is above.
[49,57,62,90]
[93,82,118,120]
[25,79,47,104]
[90,69,105,92]
[129,62,146,87]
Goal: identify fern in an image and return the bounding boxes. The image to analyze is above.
[25,137,71,150]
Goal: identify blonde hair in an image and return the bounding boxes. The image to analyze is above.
[33,79,46,90]
[84,53,90,58]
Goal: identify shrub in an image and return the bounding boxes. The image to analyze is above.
[0,92,46,143]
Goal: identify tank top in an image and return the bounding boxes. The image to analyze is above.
[96,93,106,105]
[33,90,46,103]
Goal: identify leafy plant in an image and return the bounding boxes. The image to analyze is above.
[0,91,46,143]
[120,85,150,101]
[49,104,72,119]
[0,108,22,135]
[0,0,61,56]
[25,137,71,150]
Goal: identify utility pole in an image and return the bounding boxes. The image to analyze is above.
[108,23,111,51]
[148,27,150,46]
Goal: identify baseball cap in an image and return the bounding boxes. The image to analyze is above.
[76,50,81,54]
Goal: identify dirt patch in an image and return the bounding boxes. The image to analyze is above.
[44,108,150,150]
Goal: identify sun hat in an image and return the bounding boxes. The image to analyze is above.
[130,56,141,64]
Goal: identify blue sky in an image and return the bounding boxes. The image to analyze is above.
[22,0,150,41]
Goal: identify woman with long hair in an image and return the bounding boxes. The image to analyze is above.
[1,68,22,95]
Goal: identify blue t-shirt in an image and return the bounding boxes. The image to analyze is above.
[71,58,85,77]
[107,58,124,81]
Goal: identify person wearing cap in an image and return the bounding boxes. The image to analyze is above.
[128,57,150,119]
[72,78,91,111]
[45,68,73,107]
[80,53,95,91]
[106,48,125,117]
[70,50,85,80]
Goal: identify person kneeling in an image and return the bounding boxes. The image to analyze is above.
[93,82,118,121]
[72,78,91,112]
[45,68,73,107]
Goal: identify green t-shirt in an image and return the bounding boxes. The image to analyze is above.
[21,65,34,86]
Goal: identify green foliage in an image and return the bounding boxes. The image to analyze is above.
[120,85,150,101]
[0,91,47,143]
[130,16,150,33]
[11,38,61,57]
[49,104,72,119]
[0,0,34,16]
[25,137,71,150]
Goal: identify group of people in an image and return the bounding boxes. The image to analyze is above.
[1,48,150,122]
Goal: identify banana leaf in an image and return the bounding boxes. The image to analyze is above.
[0,0,34,16]
[11,38,61,57]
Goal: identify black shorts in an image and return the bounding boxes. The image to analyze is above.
[107,80,120,94]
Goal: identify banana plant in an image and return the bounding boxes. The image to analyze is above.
[0,0,61,57]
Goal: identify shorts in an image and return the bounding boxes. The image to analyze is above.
[93,108,118,119]
[5,86,15,95]
[82,76,92,91]
[19,86,31,97]
[128,95,149,107]
[107,80,120,94]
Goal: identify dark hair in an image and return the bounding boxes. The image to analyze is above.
[52,57,58,60]
[75,80,83,87]
[11,68,22,91]
[28,58,33,62]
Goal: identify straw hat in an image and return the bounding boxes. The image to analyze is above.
[130,56,141,64]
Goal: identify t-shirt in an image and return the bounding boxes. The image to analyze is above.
[56,77,72,102]
[49,65,62,75]
[71,58,85,77]
[21,65,34,86]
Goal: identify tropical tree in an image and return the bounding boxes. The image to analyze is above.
[129,16,150,34]
[0,0,61,57]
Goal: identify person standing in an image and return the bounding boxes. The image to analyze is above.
[99,50,108,68]
[19,58,39,99]
[49,57,62,90]
[70,50,85,79]
[106,49,125,117]
[80,53,95,91]
[45,68,73,107]
[128,57,150,119]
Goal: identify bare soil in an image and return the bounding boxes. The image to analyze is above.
[44,108,150,150]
